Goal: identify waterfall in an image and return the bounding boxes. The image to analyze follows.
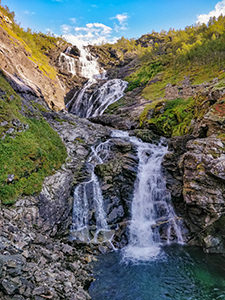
[58,44,102,78]
[71,129,183,255]
[60,42,127,118]
[71,140,113,243]
[75,45,102,80]
[58,52,77,76]
[70,79,128,118]
[111,130,184,262]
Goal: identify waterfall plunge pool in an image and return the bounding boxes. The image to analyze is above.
[89,245,225,300]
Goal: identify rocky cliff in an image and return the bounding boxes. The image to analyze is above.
[0,8,89,112]
[0,5,225,299]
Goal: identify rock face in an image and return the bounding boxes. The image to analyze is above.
[165,77,225,101]
[181,137,225,252]
[38,111,110,234]
[0,111,110,299]
[164,135,225,253]
[161,82,225,253]
[0,24,65,111]
[0,16,89,112]
[94,138,139,247]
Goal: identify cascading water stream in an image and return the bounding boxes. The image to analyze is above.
[71,140,113,243]
[58,52,77,76]
[59,42,127,117]
[64,39,184,253]
[111,130,184,261]
[85,79,128,117]
[71,129,183,260]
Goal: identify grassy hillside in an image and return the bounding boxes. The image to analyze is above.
[98,16,225,97]
[103,16,225,137]
[125,16,225,95]
[0,72,67,205]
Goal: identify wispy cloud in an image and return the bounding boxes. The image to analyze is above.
[23,10,35,16]
[69,18,76,24]
[111,13,129,32]
[112,13,128,24]
[75,23,112,35]
[60,24,72,34]
[197,0,225,24]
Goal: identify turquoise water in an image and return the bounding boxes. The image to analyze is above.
[89,245,225,300]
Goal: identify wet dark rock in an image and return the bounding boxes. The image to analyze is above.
[163,135,225,253]
[67,45,81,58]
[93,137,138,247]
[107,206,124,224]
[89,114,136,130]
[132,129,161,144]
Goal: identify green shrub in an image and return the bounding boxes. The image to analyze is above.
[126,61,163,91]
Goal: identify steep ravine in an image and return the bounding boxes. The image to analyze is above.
[0,7,225,299]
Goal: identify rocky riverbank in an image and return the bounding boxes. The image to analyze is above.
[0,213,94,300]
[0,111,110,300]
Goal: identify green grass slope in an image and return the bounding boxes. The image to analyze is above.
[0,72,67,205]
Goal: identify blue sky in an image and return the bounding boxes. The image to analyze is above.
[2,0,225,44]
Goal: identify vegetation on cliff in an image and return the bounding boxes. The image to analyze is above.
[107,16,225,93]
[102,16,225,137]
[0,4,67,80]
[139,97,195,137]
[0,73,67,205]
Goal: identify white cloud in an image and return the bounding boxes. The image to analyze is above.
[24,10,35,16]
[63,33,119,46]
[62,22,114,45]
[60,24,72,34]
[75,23,112,35]
[197,0,225,24]
[111,13,129,32]
[113,13,128,24]
[59,14,127,45]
